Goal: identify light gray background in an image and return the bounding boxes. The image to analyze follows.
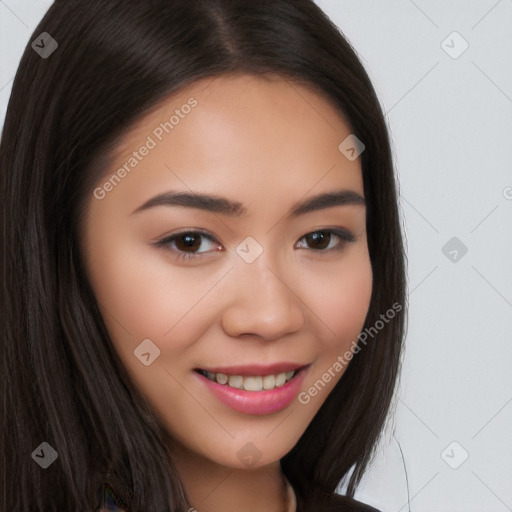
[1,1,511,511]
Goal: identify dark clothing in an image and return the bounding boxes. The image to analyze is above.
[96,482,382,512]
[295,487,381,512]
[298,492,381,512]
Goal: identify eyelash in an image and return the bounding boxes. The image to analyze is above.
[153,228,356,261]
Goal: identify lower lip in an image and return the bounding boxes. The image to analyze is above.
[195,367,308,415]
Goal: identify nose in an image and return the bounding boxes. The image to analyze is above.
[220,255,305,341]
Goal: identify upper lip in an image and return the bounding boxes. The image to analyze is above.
[195,362,309,376]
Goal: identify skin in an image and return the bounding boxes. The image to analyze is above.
[80,73,372,512]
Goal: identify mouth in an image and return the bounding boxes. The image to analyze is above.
[193,368,301,391]
[193,363,310,415]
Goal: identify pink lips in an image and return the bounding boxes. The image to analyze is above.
[194,365,309,415]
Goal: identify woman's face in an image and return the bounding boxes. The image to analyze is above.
[81,73,372,470]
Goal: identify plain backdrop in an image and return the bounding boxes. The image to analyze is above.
[1,1,511,511]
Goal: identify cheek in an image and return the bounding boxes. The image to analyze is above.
[295,250,372,411]
[84,232,217,351]
[84,243,220,409]
[305,249,373,350]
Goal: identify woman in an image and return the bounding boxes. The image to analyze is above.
[0,1,406,511]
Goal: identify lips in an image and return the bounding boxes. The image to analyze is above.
[195,368,297,391]
[193,362,308,391]
[193,363,310,415]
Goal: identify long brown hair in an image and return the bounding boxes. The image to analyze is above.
[0,0,407,510]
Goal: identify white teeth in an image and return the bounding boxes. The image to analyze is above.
[275,372,286,387]
[228,375,243,389]
[201,369,297,391]
[216,372,228,385]
[262,374,275,390]
[243,376,262,391]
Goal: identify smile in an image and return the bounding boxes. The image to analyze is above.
[193,364,310,415]
[195,369,297,391]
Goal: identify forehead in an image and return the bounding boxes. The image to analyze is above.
[97,73,364,213]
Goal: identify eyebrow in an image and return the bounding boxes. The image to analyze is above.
[130,188,365,217]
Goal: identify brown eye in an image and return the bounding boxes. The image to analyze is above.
[296,229,356,253]
[154,230,220,260]
[304,231,331,250]
[174,233,203,253]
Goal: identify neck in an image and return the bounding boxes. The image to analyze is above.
[170,442,289,512]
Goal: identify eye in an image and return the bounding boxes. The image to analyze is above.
[295,229,356,253]
[154,228,356,262]
[153,230,222,261]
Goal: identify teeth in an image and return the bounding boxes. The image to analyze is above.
[201,370,297,391]
[228,375,243,389]
[275,372,286,387]
[216,372,228,385]
[262,374,275,390]
[243,376,262,391]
